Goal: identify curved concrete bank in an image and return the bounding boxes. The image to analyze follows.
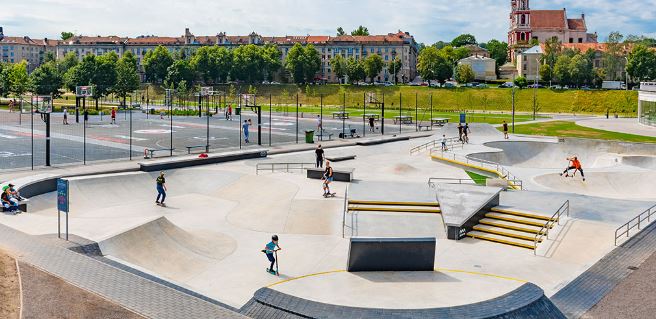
[240,283,566,319]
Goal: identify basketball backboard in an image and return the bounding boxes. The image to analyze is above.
[242,94,256,106]
[76,85,94,97]
[31,95,52,113]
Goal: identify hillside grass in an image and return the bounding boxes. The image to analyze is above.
[506,121,656,143]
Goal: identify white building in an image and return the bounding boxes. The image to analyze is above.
[458,55,497,81]
[639,82,656,127]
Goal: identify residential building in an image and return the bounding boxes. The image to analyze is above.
[0,27,56,71]
[515,45,542,81]
[458,55,497,81]
[508,0,597,62]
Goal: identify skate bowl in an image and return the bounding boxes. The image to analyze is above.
[468,139,656,169]
[534,172,656,200]
[622,155,656,170]
[99,217,237,282]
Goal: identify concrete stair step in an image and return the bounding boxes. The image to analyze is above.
[491,207,556,222]
[348,205,441,214]
[473,225,542,242]
[466,231,536,250]
[347,200,439,207]
[478,218,546,235]
[485,212,552,228]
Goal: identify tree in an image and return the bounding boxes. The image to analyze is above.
[627,44,656,81]
[57,51,79,74]
[330,54,347,83]
[432,41,449,50]
[30,61,63,97]
[513,76,528,89]
[64,54,96,92]
[486,39,508,72]
[364,54,384,83]
[439,45,471,67]
[165,59,194,88]
[387,57,402,84]
[351,26,370,36]
[336,27,346,36]
[539,64,552,83]
[261,44,282,81]
[554,55,572,85]
[284,43,320,83]
[61,32,74,41]
[114,51,141,106]
[603,31,625,81]
[346,57,365,83]
[9,61,31,97]
[0,63,10,97]
[455,64,475,84]
[191,46,217,84]
[143,45,174,83]
[92,52,118,105]
[568,53,592,87]
[232,44,264,83]
[451,34,477,47]
[593,67,607,88]
[417,47,452,84]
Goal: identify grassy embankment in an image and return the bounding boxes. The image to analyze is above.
[505,121,656,143]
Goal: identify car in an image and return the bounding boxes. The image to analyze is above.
[527,83,544,88]
[262,81,270,85]
[581,86,592,90]
[420,82,429,86]
[270,81,281,85]
[477,84,489,88]
[444,82,457,88]
[384,81,394,87]
[408,82,420,86]
[498,82,514,88]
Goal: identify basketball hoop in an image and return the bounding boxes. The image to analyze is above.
[76,85,94,97]
[242,94,256,107]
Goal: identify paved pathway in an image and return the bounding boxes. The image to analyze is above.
[551,219,656,318]
[576,118,656,137]
[0,224,245,319]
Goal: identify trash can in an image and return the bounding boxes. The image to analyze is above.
[305,130,315,143]
[459,112,466,123]
[235,107,241,116]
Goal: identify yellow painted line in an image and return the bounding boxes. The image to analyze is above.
[491,208,555,221]
[266,268,526,288]
[430,155,521,190]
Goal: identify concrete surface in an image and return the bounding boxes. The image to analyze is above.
[576,117,656,137]
[435,184,501,227]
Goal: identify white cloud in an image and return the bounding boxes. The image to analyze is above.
[1,0,654,44]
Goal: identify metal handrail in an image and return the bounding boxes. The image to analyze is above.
[342,186,348,238]
[410,137,461,154]
[255,162,315,174]
[615,203,656,246]
[429,148,524,190]
[427,177,481,188]
[533,200,569,255]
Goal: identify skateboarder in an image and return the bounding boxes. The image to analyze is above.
[263,235,281,275]
[322,161,334,197]
[315,144,325,168]
[502,121,509,139]
[243,119,251,143]
[560,156,585,181]
[441,134,448,151]
[111,107,117,124]
[155,171,167,206]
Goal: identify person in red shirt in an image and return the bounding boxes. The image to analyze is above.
[561,156,585,181]
[111,107,117,124]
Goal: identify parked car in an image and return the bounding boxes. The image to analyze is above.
[444,82,457,88]
[384,81,394,87]
[477,84,489,88]
[262,81,271,85]
[498,82,514,88]
[270,81,281,85]
[527,84,544,88]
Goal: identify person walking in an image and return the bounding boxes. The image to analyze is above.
[560,156,585,181]
[369,116,375,133]
[155,171,168,206]
[502,121,509,139]
[227,105,232,121]
[315,144,325,168]
[262,235,281,275]
[63,107,69,125]
[243,119,251,143]
[8,99,14,113]
[441,134,448,151]
[83,109,89,126]
[457,123,464,143]
[111,107,117,124]
[463,122,470,144]
[316,115,322,132]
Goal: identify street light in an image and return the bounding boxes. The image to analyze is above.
[533,57,539,120]
[392,50,397,85]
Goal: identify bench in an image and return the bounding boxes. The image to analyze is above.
[140,149,268,172]
[185,145,208,154]
[306,168,354,182]
[431,118,449,127]
[332,111,349,119]
[348,237,436,272]
[325,155,356,162]
[315,130,334,141]
[418,124,431,131]
[145,148,175,159]
[338,128,358,139]
[393,116,413,124]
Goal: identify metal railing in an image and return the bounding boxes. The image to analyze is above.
[534,200,569,255]
[410,137,461,154]
[255,162,315,175]
[429,148,524,190]
[615,203,656,246]
[342,186,348,238]
[427,177,480,188]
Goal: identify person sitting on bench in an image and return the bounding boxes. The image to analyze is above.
[7,184,25,202]
[1,187,19,213]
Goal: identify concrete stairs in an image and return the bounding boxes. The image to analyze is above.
[466,207,557,250]
[347,200,441,214]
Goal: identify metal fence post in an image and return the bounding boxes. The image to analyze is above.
[296,94,299,144]
[269,94,272,147]
[363,92,366,137]
[320,94,323,142]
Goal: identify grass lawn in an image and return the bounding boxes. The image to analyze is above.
[506,121,656,143]
[465,171,489,185]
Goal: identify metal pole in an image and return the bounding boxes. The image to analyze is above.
[363,92,366,137]
[269,94,272,146]
[320,94,323,141]
[45,113,50,166]
[257,95,262,146]
[296,94,299,144]
[381,93,385,135]
[170,93,173,156]
[66,211,69,241]
[342,92,345,138]
[533,58,538,120]
[83,97,86,165]
[399,93,402,134]
[31,97,34,170]
[430,94,433,130]
[415,93,418,132]
[512,86,516,133]
[239,94,242,149]
[129,105,132,160]
[206,95,210,151]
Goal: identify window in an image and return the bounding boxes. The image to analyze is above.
[569,38,573,43]
[385,48,388,53]
[385,55,389,61]
[355,48,359,53]
[578,38,583,43]
[523,64,527,71]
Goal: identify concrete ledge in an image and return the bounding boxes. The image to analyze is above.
[139,149,268,172]
[347,237,436,272]
[307,168,354,182]
[325,155,356,162]
[356,135,410,146]
[240,283,565,319]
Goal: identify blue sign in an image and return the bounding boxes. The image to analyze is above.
[459,113,466,124]
[57,179,69,213]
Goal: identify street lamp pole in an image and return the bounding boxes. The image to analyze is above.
[533,58,539,120]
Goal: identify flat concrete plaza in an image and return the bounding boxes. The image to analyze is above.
[0,122,655,318]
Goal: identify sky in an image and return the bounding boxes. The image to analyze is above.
[1,0,655,44]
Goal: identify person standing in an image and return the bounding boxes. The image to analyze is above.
[155,171,167,206]
[243,119,251,143]
[227,105,232,121]
[463,122,470,144]
[63,107,69,125]
[8,99,14,113]
[315,144,325,168]
[441,134,448,151]
[111,107,117,124]
[262,235,281,275]
[369,116,375,133]
[83,109,89,126]
[316,115,322,132]
[457,123,464,143]
[502,121,509,139]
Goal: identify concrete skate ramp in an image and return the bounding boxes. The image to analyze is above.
[99,217,236,281]
[469,139,656,169]
[435,123,503,139]
[534,172,656,200]
[622,156,656,169]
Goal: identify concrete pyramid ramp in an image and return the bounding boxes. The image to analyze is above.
[348,181,436,203]
[435,183,502,239]
[99,217,236,281]
[435,123,503,140]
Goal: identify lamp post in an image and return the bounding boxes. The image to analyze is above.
[392,50,397,85]
[624,56,629,91]
[533,57,539,120]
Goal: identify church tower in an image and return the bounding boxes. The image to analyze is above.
[508,0,532,62]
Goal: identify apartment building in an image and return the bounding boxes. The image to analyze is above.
[0,27,56,72]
